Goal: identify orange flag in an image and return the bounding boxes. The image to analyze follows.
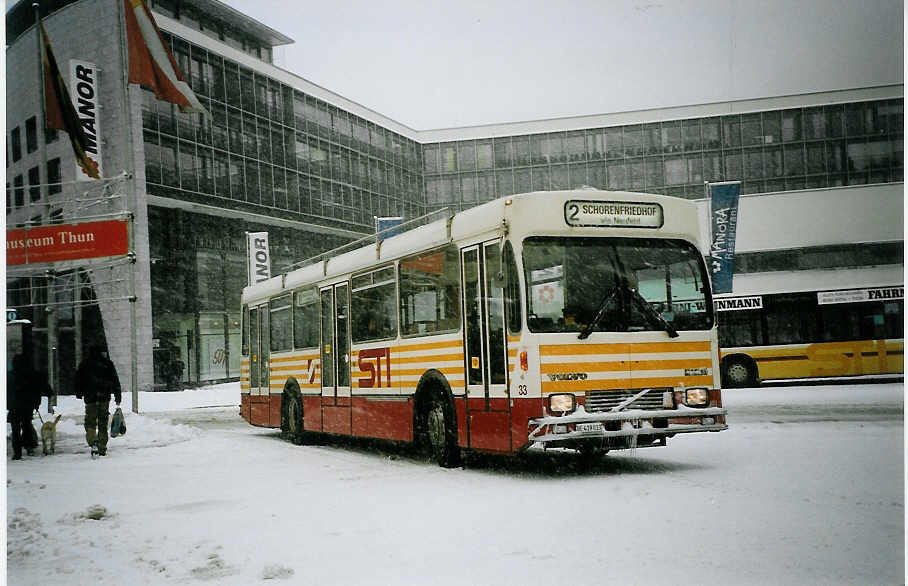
[40,21,101,179]
[124,0,207,114]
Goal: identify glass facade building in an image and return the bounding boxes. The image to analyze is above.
[143,32,425,229]
[423,99,903,213]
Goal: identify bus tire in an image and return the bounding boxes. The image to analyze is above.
[721,355,758,388]
[415,375,460,468]
[280,380,305,445]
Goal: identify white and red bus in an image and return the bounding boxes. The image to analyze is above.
[240,189,727,466]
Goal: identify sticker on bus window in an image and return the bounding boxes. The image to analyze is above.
[471,356,480,369]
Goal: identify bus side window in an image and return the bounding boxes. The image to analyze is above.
[241,305,249,356]
[293,288,319,349]
[270,294,292,352]
[352,266,398,343]
[503,241,521,334]
[399,244,461,337]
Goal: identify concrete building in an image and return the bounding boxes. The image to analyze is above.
[6,0,903,394]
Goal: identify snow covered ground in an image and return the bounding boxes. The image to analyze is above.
[6,382,904,585]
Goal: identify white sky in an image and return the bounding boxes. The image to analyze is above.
[219,0,904,130]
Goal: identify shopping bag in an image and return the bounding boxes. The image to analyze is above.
[110,407,126,438]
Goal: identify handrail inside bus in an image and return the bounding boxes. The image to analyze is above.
[284,208,454,275]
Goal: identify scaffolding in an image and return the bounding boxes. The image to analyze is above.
[6,172,138,411]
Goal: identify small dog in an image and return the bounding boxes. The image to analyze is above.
[36,412,62,455]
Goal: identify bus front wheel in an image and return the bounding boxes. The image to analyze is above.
[721,356,758,388]
[280,382,305,445]
[419,388,460,468]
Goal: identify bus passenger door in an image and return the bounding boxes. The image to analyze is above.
[320,284,351,434]
[248,305,270,425]
[462,241,511,452]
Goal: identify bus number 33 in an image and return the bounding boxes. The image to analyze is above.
[358,347,392,388]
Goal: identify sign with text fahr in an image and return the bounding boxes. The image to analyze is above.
[6,219,128,265]
[246,232,271,285]
[70,60,103,180]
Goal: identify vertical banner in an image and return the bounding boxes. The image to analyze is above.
[70,60,103,180]
[375,216,403,240]
[708,181,741,294]
[246,232,271,286]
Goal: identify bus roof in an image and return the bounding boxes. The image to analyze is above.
[243,189,700,306]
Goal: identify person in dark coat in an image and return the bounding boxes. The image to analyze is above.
[74,345,122,456]
[8,353,42,460]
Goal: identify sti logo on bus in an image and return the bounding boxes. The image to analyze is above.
[565,200,664,228]
[358,348,392,388]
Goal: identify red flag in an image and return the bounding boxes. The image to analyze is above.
[124,0,207,114]
[40,21,101,179]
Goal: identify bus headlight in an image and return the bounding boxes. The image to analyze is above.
[684,387,709,407]
[547,393,576,416]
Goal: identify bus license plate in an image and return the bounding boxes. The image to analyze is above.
[576,422,603,434]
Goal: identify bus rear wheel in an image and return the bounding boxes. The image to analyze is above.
[280,384,305,445]
[722,356,757,388]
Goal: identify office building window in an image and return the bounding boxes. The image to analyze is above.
[13,175,24,207]
[26,117,38,153]
[47,158,62,194]
[28,166,40,201]
[11,127,21,161]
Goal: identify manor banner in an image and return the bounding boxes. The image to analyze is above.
[70,60,104,180]
[6,219,129,265]
[708,181,741,294]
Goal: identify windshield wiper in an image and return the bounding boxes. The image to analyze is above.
[628,287,679,338]
[577,287,619,340]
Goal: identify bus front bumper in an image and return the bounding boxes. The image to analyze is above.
[526,406,728,448]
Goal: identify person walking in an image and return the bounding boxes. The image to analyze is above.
[74,345,122,456]
[7,353,42,460]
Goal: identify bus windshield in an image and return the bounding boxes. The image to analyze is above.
[523,236,713,334]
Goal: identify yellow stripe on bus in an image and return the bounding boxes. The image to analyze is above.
[394,366,463,378]
[537,358,712,373]
[540,341,711,356]
[394,339,462,352]
[391,353,464,365]
[541,375,713,392]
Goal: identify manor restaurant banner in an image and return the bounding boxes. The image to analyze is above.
[70,59,104,180]
[7,219,128,265]
[708,181,741,294]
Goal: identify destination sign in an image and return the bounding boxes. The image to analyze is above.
[564,200,663,228]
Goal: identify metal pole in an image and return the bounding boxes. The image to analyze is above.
[34,2,58,414]
[117,0,139,412]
